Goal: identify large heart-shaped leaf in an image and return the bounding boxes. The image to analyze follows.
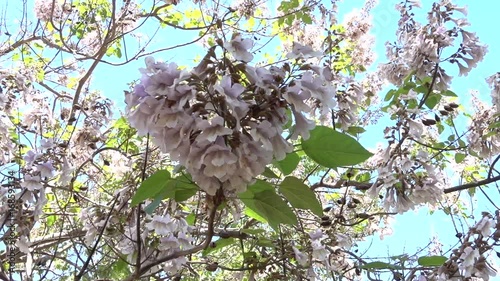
[239,181,297,231]
[274,152,300,175]
[131,170,171,207]
[301,126,372,168]
[144,175,198,214]
[417,255,447,267]
[279,176,322,216]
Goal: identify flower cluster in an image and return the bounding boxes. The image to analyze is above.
[380,0,487,90]
[146,214,192,274]
[429,212,500,281]
[34,0,71,22]
[467,91,500,158]
[487,72,500,113]
[368,143,446,213]
[126,35,338,196]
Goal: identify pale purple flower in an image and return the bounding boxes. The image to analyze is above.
[475,215,494,237]
[311,240,329,261]
[190,172,221,196]
[286,42,323,59]
[16,236,30,254]
[292,246,309,267]
[40,138,54,150]
[195,116,233,143]
[459,246,479,277]
[290,110,315,140]
[201,139,238,180]
[335,233,352,249]
[163,256,187,275]
[146,215,175,235]
[269,135,293,161]
[244,65,274,88]
[223,35,254,62]
[416,274,427,281]
[249,120,277,150]
[401,89,418,100]
[23,150,40,167]
[177,231,193,249]
[215,75,245,98]
[154,107,190,129]
[407,119,424,140]
[21,175,43,191]
[282,85,311,113]
[59,156,74,185]
[158,234,180,252]
[36,161,55,179]
[299,72,337,115]
[309,229,324,241]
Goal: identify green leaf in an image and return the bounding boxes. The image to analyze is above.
[130,170,171,207]
[240,180,274,197]
[263,167,280,178]
[114,47,122,58]
[241,228,266,235]
[202,238,236,257]
[424,94,441,109]
[144,176,198,214]
[301,13,313,24]
[110,258,131,279]
[361,261,403,270]
[301,126,373,168]
[384,89,396,102]
[256,238,275,248]
[346,126,366,136]
[442,90,457,97]
[279,176,322,216]
[244,207,267,223]
[168,176,199,202]
[239,182,298,231]
[275,152,300,175]
[455,153,466,163]
[417,255,447,267]
[46,215,56,227]
[414,85,427,93]
[186,213,196,225]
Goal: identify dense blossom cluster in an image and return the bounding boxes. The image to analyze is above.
[380,0,487,89]
[427,212,500,281]
[34,0,71,22]
[465,89,500,159]
[487,73,500,112]
[126,36,341,195]
[368,0,490,214]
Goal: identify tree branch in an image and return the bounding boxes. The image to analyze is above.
[123,204,219,281]
[444,175,500,194]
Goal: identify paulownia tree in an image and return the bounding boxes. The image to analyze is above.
[0,0,498,280]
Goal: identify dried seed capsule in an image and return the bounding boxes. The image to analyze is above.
[434,114,441,122]
[444,105,453,112]
[449,102,459,108]
[320,220,332,227]
[206,262,218,272]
